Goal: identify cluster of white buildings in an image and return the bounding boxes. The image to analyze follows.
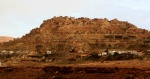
[99,50,143,56]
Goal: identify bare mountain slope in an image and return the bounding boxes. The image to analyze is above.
[1,16,150,51]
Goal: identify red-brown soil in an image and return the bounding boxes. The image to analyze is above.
[0,66,150,79]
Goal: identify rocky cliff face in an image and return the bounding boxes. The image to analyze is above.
[1,16,150,51]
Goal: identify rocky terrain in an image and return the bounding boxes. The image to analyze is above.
[1,16,150,52]
[0,16,150,79]
[1,60,150,79]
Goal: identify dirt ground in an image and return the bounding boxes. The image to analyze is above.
[0,60,150,79]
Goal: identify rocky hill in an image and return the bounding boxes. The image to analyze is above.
[1,16,150,52]
[0,36,14,43]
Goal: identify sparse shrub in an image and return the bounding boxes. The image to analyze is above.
[90,53,99,58]
[86,53,100,61]
[113,52,119,56]
[68,58,76,61]
[105,55,113,60]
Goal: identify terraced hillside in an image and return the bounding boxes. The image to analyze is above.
[1,16,150,52]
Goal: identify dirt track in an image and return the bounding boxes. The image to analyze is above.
[0,66,150,79]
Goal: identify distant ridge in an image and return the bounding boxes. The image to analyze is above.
[0,36,14,43]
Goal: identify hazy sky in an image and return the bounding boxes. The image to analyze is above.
[0,0,150,38]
